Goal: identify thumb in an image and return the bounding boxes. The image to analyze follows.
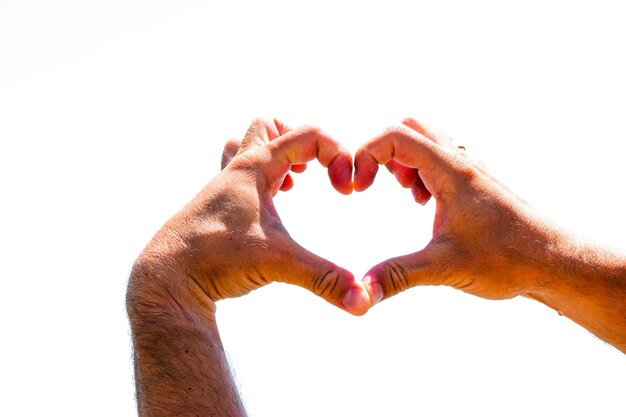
[362,244,449,306]
[271,239,370,316]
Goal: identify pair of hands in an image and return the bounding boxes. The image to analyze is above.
[155,117,549,316]
[127,117,626,417]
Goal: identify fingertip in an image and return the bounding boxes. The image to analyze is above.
[353,173,374,192]
[401,169,420,188]
[353,153,378,192]
[341,287,370,316]
[362,275,384,307]
[354,181,370,192]
[362,261,397,305]
[328,154,354,195]
[417,195,432,206]
[411,184,432,205]
[280,174,294,191]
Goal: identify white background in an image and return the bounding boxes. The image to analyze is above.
[1,1,625,416]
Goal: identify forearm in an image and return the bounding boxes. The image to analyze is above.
[126,258,246,417]
[523,234,626,353]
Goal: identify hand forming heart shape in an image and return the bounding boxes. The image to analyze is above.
[156,117,550,317]
[128,117,626,416]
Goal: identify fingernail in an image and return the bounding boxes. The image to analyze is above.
[342,288,367,315]
[363,275,384,306]
[371,282,384,305]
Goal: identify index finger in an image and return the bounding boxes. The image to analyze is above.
[354,124,443,192]
[269,125,353,195]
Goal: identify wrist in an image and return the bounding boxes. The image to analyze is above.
[126,251,217,326]
[520,224,626,299]
[506,215,573,298]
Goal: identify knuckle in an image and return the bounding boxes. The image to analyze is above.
[382,124,404,137]
[252,116,272,127]
[298,124,322,137]
[385,260,410,294]
[452,155,479,183]
[382,125,415,145]
[221,139,241,165]
[226,138,241,148]
[245,117,275,140]
[311,269,340,299]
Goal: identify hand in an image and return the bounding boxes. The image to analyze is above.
[127,118,626,416]
[136,118,371,316]
[354,118,558,304]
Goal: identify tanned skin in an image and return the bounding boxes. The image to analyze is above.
[127,117,626,416]
[127,119,370,416]
[354,118,626,351]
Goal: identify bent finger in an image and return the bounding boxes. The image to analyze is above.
[385,160,419,188]
[271,120,307,186]
[411,182,432,205]
[279,174,294,192]
[354,124,443,192]
[239,117,282,151]
[269,125,353,195]
[384,160,432,205]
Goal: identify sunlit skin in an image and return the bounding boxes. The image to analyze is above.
[133,119,370,313]
[127,117,626,416]
[355,118,626,350]
[126,119,371,415]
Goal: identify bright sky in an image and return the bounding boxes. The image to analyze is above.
[1,1,625,416]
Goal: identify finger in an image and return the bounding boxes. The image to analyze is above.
[354,124,443,192]
[221,139,242,170]
[385,160,419,187]
[239,117,281,151]
[401,117,435,139]
[402,117,455,148]
[353,153,379,192]
[269,125,353,195]
[279,173,294,191]
[274,123,308,183]
[290,163,307,173]
[240,118,308,188]
[384,160,432,205]
[362,245,446,307]
[411,183,432,205]
[273,118,293,136]
[271,239,370,316]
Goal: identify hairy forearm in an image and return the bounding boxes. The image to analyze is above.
[523,234,626,353]
[127,258,246,417]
